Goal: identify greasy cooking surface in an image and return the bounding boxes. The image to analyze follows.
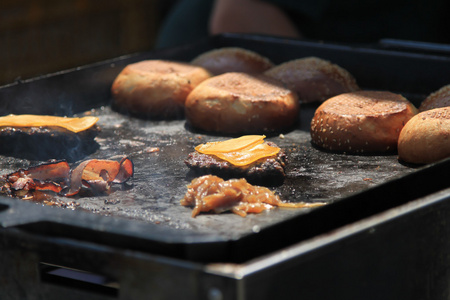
[0,104,416,238]
[1,34,449,256]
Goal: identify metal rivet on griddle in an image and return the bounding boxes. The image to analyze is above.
[208,288,223,300]
[252,225,261,233]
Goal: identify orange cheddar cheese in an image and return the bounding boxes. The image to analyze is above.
[195,135,280,166]
[0,114,99,133]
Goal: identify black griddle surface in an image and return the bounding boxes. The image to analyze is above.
[1,34,449,262]
[0,105,416,239]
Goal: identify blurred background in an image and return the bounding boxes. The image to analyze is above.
[0,0,173,86]
[2,0,449,87]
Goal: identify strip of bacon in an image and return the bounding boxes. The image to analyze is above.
[1,157,134,198]
[35,181,64,193]
[63,157,134,196]
[7,160,70,182]
[114,157,134,184]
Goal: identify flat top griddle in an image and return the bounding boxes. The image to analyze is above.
[0,105,416,234]
[56,108,422,229]
[1,34,449,263]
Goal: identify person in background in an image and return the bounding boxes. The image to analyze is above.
[155,0,450,49]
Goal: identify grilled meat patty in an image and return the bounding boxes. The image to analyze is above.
[0,126,99,162]
[184,142,287,185]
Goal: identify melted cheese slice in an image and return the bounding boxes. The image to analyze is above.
[0,114,99,133]
[195,135,280,166]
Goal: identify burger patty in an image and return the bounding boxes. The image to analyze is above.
[184,142,287,185]
[0,126,99,162]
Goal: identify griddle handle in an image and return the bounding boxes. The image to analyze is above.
[378,39,450,56]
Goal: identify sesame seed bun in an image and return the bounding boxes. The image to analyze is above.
[185,72,299,134]
[419,84,450,112]
[398,107,450,164]
[111,60,211,119]
[310,91,418,153]
[191,47,274,75]
[264,57,359,103]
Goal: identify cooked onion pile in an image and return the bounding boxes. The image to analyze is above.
[181,175,325,217]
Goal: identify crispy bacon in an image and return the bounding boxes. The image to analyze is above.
[114,157,135,184]
[7,160,70,182]
[3,160,70,195]
[1,156,134,199]
[11,177,35,191]
[63,157,134,196]
[35,181,65,193]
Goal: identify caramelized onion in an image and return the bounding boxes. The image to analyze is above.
[181,175,325,217]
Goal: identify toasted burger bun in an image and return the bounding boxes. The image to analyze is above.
[264,57,359,103]
[111,60,211,119]
[419,84,450,112]
[191,47,274,75]
[185,72,299,134]
[310,91,418,153]
[398,107,450,164]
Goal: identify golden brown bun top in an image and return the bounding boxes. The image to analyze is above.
[318,91,415,116]
[191,47,274,75]
[196,72,293,100]
[415,106,450,120]
[266,57,354,78]
[265,57,359,88]
[126,59,210,76]
[264,57,359,103]
[419,84,450,111]
[397,106,450,164]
